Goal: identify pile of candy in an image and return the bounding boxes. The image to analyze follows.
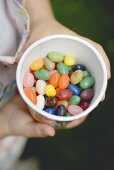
[23,51,95,116]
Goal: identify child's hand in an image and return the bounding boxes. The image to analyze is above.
[18,18,111,129]
[0,94,55,138]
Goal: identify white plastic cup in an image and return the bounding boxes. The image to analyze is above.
[16,35,107,128]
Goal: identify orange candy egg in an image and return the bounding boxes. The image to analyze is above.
[55,100,69,109]
[59,74,69,89]
[49,72,60,88]
[24,88,37,104]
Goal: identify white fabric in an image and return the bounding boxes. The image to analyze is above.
[0,1,30,170]
[0,0,18,56]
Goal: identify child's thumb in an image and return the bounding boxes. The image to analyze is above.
[22,122,55,138]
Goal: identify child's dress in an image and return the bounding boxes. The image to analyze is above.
[0,0,30,169]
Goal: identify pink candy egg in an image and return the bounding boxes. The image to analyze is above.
[23,72,35,88]
[49,70,58,75]
[68,105,83,115]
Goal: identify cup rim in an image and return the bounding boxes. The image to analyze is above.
[16,34,107,121]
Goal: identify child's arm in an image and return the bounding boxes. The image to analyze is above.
[24,0,54,26]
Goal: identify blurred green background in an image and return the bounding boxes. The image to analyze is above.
[21,0,114,170]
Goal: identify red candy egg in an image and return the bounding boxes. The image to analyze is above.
[79,101,90,110]
[56,89,72,100]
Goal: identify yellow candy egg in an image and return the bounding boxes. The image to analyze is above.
[45,84,56,97]
[30,59,44,71]
[64,55,76,66]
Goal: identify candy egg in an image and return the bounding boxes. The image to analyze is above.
[23,72,34,88]
[68,84,81,95]
[44,57,55,71]
[70,70,83,84]
[34,69,51,80]
[30,59,44,71]
[46,97,58,107]
[72,64,86,71]
[36,80,46,95]
[68,95,81,105]
[55,100,69,109]
[56,89,72,100]
[44,107,57,115]
[49,72,60,88]
[79,101,90,110]
[64,55,75,66]
[83,70,90,78]
[48,51,64,62]
[68,105,83,115]
[68,66,72,71]
[56,105,67,116]
[49,70,58,75]
[79,76,95,89]
[57,62,69,75]
[24,88,37,104]
[80,88,94,101]
[36,95,45,110]
[59,74,69,89]
[45,84,56,97]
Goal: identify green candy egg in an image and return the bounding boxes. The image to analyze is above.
[83,70,90,78]
[57,62,69,75]
[48,51,64,62]
[68,66,72,71]
[68,95,81,105]
[34,69,51,80]
[79,76,95,89]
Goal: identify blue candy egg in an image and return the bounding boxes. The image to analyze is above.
[44,107,57,115]
[56,105,67,116]
[72,64,86,71]
[68,83,81,95]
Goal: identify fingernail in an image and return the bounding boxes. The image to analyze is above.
[108,71,111,79]
[101,94,105,101]
[49,129,55,137]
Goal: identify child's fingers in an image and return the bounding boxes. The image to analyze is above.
[79,36,111,79]
[65,116,87,129]
[101,94,106,102]
[21,122,55,138]
[32,115,56,125]
[94,44,111,80]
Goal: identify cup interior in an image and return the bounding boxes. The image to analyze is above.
[16,35,107,121]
